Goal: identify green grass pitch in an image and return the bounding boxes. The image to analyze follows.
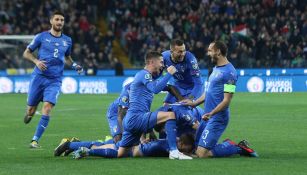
[1,93,307,175]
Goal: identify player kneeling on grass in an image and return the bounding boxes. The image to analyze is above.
[54,134,195,159]
[181,41,258,158]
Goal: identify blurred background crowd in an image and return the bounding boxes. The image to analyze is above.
[0,0,306,71]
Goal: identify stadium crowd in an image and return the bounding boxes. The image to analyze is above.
[103,0,307,68]
[0,0,306,69]
[0,0,115,70]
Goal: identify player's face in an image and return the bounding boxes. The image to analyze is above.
[152,56,164,77]
[50,15,64,32]
[207,43,218,64]
[171,44,186,63]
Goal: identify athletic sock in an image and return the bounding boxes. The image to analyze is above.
[211,140,242,157]
[89,149,118,158]
[32,115,49,142]
[165,120,177,151]
[69,141,99,150]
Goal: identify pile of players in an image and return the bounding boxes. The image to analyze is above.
[53,39,258,160]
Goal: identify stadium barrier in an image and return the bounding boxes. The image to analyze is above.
[0,69,307,94]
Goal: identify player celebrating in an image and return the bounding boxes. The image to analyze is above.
[162,39,203,104]
[182,41,258,158]
[117,51,192,160]
[22,11,83,148]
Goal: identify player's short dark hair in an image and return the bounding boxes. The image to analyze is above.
[213,41,228,56]
[170,39,184,48]
[145,51,162,64]
[179,133,195,149]
[51,11,65,19]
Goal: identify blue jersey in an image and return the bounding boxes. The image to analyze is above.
[128,69,172,113]
[157,105,201,136]
[204,63,237,119]
[139,139,169,157]
[27,31,72,79]
[192,106,204,122]
[162,50,203,99]
[107,83,131,116]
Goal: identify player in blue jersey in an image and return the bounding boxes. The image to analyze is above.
[155,105,202,138]
[54,133,195,159]
[162,39,203,104]
[22,11,83,148]
[182,41,258,158]
[106,82,131,143]
[117,51,192,160]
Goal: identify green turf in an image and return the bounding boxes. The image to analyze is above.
[1,93,307,175]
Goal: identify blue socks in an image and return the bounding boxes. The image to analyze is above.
[89,149,118,158]
[32,115,49,142]
[69,141,104,150]
[211,140,242,157]
[165,120,178,151]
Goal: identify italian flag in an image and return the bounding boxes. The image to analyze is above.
[231,24,248,36]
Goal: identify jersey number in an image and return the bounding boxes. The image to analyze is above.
[54,49,59,58]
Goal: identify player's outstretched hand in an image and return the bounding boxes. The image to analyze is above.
[167,65,177,75]
[35,60,47,71]
[202,113,212,121]
[72,63,83,74]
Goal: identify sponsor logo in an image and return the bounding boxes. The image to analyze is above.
[14,80,30,93]
[79,80,107,94]
[0,77,13,93]
[247,76,264,92]
[266,78,292,93]
[61,77,78,94]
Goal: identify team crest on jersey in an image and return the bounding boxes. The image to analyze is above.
[55,43,59,46]
[121,96,128,103]
[145,73,152,80]
[183,114,191,122]
[63,40,68,47]
[180,65,185,72]
[191,60,199,70]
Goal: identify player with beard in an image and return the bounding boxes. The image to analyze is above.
[23,11,83,148]
[162,39,203,105]
[182,41,258,158]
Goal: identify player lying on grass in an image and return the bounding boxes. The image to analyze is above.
[54,133,195,159]
[54,135,257,159]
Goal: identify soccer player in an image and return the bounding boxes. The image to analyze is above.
[55,133,195,159]
[182,41,258,158]
[162,39,203,104]
[118,51,192,159]
[22,11,83,148]
[106,82,131,143]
